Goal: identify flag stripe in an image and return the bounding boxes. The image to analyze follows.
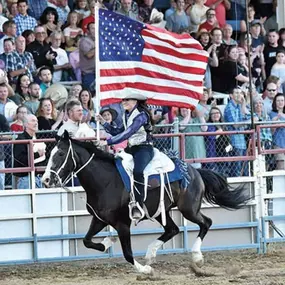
[100,67,203,86]
[143,48,207,70]
[143,35,209,56]
[144,41,208,62]
[100,88,200,106]
[100,81,202,97]
[100,61,205,81]
[142,55,206,74]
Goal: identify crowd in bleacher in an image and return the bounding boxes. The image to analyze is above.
[0,0,284,190]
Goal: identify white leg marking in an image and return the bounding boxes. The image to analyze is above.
[101,237,117,252]
[145,240,164,265]
[133,260,153,275]
[191,237,204,267]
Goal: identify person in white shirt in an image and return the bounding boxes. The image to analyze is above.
[50,31,71,83]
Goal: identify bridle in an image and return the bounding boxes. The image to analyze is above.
[50,139,94,187]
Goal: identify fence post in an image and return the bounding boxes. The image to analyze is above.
[173,118,180,154]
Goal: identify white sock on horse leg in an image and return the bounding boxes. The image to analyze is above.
[145,240,164,263]
[192,237,202,253]
[133,259,153,274]
[191,237,203,265]
[101,237,117,252]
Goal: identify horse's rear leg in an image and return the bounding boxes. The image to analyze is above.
[114,221,153,275]
[178,190,212,267]
[145,211,179,265]
[83,216,117,252]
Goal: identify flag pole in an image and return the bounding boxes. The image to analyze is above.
[95,6,100,141]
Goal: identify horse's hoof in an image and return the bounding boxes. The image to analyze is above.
[192,251,204,268]
[143,265,154,275]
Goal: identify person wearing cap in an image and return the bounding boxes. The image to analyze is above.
[250,20,264,49]
[96,94,154,220]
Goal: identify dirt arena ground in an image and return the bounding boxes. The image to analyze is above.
[0,245,285,285]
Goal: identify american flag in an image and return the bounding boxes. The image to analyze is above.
[97,9,209,109]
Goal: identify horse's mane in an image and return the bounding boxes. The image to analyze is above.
[71,139,115,163]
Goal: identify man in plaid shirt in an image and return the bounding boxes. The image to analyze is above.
[14,0,37,36]
[224,87,249,176]
[5,37,35,83]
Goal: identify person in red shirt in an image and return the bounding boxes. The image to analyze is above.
[205,0,231,28]
[10,106,28,132]
[82,0,96,34]
[198,8,219,32]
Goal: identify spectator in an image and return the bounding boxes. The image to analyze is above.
[198,8,218,32]
[39,7,60,40]
[0,113,9,190]
[13,114,46,189]
[57,99,95,137]
[79,89,95,126]
[263,80,278,115]
[63,11,83,52]
[166,0,189,33]
[165,0,176,20]
[39,66,53,96]
[36,98,57,130]
[197,29,210,49]
[79,22,95,90]
[99,106,127,152]
[270,50,285,93]
[15,36,36,81]
[26,25,56,69]
[222,24,237,45]
[0,83,17,122]
[278,28,285,49]
[178,107,206,168]
[219,45,249,93]
[10,74,31,105]
[27,0,47,20]
[47,0,70,25]
[50,31,71,83]
[116,0,139,21]
[253,95,272,158]
[69,83,82,99]
[198,87,211,120]
[22,30,35,45]
[24,82,41,114]
[81,0,96,34]
[10,105,28,132]
[205,0,230,28]
[74,0,90,21]
[139,0,164,25]
[205,106,231,175]
[0,3,8,32]
[0,20,17,54]
[7,3,18,21]
[250,20,264,48]
[14,0,37,36]
[237,53,249,83]
[269,93,285,170]
[224,87,249,176]
[189,0,208,34]
[228,0,246,21]
[263,29,280,78]
[264,0,278,34]
[240,3,267,36]
[69,35,82,81]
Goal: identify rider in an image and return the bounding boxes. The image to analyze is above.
[96,94,154,220]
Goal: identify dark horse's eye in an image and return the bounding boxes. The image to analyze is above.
[58,151,64,157]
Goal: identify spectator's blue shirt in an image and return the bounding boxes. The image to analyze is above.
[165,7,175,20]
[28,0,47,20]
[224,99,247,149]
[14,13,37,36]
[205,125,217,158]
[165,11,189,33]
[0,102,4,116]
[269,111,285,148]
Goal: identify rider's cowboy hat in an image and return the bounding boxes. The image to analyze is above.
[123,94,147,101]
[100,106,118,121]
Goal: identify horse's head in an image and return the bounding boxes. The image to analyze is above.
[42,131,79,188]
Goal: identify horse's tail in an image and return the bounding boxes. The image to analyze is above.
[197,169,251,210]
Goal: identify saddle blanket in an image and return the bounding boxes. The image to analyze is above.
[115,148,183,192]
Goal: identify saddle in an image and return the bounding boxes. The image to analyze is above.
[115,148,183,225]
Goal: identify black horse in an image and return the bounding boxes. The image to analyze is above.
[42,132,250,274]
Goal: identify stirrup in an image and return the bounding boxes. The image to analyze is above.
[128,202,145,222]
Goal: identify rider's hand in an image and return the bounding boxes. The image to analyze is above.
[100,140,107,146]
[95,114,106,124]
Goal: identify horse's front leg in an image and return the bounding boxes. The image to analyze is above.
[115,220,154,275]
[83,216,117,252]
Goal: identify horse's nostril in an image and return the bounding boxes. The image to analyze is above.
[45,177,50,183]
